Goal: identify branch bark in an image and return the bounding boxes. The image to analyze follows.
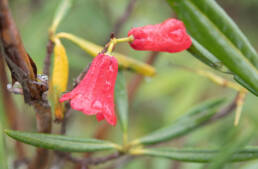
[0,47,26,163]
[128,52,159,102]
[0,1,52,169]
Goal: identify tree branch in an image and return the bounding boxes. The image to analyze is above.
[208,93,238,123]
[43,39,54,76]
[0,1,52,169]
[0,46,26,165]
[128,52,159,102]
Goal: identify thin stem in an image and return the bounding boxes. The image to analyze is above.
[0,1,52,169]
[56,32,155,76]
[115,36,134,43]
[0,47,26,163]
[234,91,246,126]
[128,52,159,102]
[43,39,54,76]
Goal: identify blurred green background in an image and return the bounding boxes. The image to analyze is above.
[1,0,258,168]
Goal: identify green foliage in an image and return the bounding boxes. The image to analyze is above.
[168,0,258,95]
[132,98,225,145]
[5,130,119,152]
[3,0,258,169]
[188,38,221,70]
[138,146,258,163]
[205,127,254,169]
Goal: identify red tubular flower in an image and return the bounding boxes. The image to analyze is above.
[59,53,118,126]
[128,18,192,53]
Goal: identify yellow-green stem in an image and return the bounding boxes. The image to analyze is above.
[56,32,155,76]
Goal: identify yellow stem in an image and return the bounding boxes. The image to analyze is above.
[234,91,246,126]
[56,32,155,76]
[195,70,246,92]
[107,40,115,54]
[123,132,128,146]
[115,36,134,43]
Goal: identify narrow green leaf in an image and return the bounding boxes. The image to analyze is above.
[188,38,221,69]
[234,75,258,96]
[205,127,254,169]
[138,146,258,163]
[132,98,225,145]
[115,70,128,133]
[191,0,258,68]
[168,0,258,95]
[50,0,73,33]
[5,130,118,152]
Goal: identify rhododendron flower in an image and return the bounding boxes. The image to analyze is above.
[60,53,118,126]
[128,18,192,53]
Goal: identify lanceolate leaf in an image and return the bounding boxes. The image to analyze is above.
[5,130,118,152]
[132,98,225,145]
[234,75,258,96]
[168,0,258,95]
[188,38,220,70]
[115,70,128,133]
[138,146,258,163]
[205,128,254,169]
[51,38,69,120]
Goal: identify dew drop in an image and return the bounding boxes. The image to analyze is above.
[103,81,111,91]
[109,65,114,72]
[92,100,102,109]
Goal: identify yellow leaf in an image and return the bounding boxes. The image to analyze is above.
[51,38,69,120]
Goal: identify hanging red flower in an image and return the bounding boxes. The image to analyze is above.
[59,53,118,126]
[128,18,192,53]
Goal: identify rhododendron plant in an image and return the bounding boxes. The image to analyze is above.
[128,18,192,53]
[3,0,258,168]
[60,53,118,126]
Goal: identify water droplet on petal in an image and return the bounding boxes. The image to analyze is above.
[92,100,102,110]
[109,65,114,72]
[103,81,111,91]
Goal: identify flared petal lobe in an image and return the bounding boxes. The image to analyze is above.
[60,53,118,126]
[128,18,192,53]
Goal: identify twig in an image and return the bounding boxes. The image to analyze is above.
[128,52,159,102]
[43,39,54,76]
[0,47,26,165]
[0,1,52,169]
[208,93,238,123]
[113,0,138,36]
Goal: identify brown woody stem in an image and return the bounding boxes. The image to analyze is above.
[128,52,159,102]
[0,1,52,169]
[0,48,26,163]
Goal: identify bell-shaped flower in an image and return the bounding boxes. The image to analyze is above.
[59,53,118,126]
[128,18,192,53]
